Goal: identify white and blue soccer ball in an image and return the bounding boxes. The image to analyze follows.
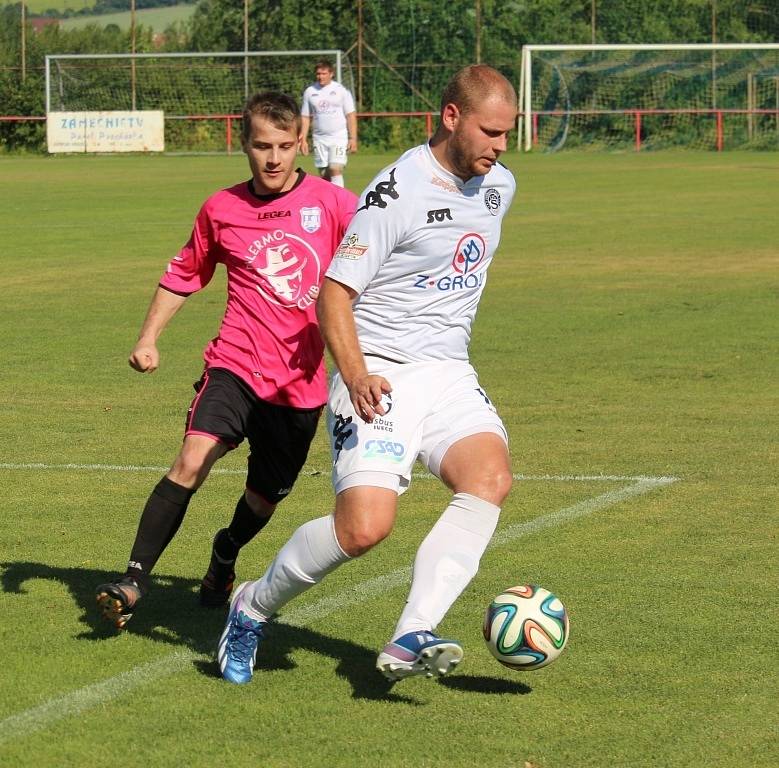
[483,584,569,670]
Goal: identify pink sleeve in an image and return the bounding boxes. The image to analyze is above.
[337,188,359,237]
[159,201,218,295]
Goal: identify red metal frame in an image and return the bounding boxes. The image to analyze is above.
[1,112,435,154]
[527,108,779,152]
[165,111,435,154]
[5,109,778,153]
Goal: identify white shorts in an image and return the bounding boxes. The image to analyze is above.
[326,358,507,495]
[313,138,348,169]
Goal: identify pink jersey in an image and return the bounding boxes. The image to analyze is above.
[160,172,357,408]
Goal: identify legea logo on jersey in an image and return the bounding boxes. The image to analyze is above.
[412,232,487,292]
[363,439,405,462]
[247,229,321,309]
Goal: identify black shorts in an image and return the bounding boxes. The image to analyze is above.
[185,367,322,504]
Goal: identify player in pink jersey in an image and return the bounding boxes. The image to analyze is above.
[96,92,357,629]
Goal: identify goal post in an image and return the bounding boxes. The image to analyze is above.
[44,50,350,151]
[519,43,779,152]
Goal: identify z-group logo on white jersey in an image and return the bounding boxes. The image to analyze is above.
[453,233,486,274]
[413,232,487,292]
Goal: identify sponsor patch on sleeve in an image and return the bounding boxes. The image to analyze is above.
[334,233,369,260]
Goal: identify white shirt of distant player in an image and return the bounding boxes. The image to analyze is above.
[326,142,516,363]
[301,80,355,141]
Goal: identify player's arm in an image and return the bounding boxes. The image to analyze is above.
[317,277,389,422]
[299,115,311,155]
[131,195,217,373]
[346,111,358,153]
[129,286,187,373]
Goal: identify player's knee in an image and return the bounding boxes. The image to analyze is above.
[170,449,219,489]
[338,529,387,557]
[168,456,207,489]
[493,468,513,505]
[335,516,392,557]
[244,487,275,519]
[469,468,513,507]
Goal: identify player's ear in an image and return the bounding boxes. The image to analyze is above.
[441,102,460,132]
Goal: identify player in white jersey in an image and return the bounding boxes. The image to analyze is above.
[299,60,357,188]
[218,65,517,685]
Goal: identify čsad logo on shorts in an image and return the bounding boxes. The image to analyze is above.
[453,233,486,274]
[484,188,501,216]
[363,439,405,462]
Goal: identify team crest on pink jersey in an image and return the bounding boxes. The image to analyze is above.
[300,207,321,233]
[248,230,321,309]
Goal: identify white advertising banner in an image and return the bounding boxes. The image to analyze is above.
[47,111,165,153]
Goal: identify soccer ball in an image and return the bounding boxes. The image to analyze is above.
[483,585,569,670]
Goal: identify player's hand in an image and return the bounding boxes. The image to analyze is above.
[299,137,310,156]
[129,342,160,373]
[348,138,358,154]
[347,374,391,423]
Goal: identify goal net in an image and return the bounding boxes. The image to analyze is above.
[519,44,779,151]
[45,51,352,151]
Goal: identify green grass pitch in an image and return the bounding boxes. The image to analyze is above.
[0,149,776,768]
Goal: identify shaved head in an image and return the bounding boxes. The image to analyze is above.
[430,63,517,180]
[439,64,516,116]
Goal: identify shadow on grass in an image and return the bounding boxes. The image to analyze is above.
[194,621,419,703]
[0,561,419,703]
[196,627,530,699]
[438,675,531,695]
[0,560,225,650]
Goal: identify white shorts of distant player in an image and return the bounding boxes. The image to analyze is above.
[327,357,508,495]
[313,138,348,169]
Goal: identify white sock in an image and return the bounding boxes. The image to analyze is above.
[330,174,345,187]
[391,493,500,640]
[243,515,350,620]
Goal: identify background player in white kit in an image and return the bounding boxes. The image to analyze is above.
[218,65,517,685]
[299,60,358,188]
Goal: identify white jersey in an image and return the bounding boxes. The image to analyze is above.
[301,80,355,141]
[326,142,516,362]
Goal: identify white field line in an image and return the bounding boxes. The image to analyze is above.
[0,461,677,484]
[0,475,676,743]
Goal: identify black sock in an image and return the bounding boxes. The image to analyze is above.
[125,477,195,594]
[214,494,272,562]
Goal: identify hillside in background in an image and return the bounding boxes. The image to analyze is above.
[17,0,93,11]
[58,3,195,32]
[16,0,195,17]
